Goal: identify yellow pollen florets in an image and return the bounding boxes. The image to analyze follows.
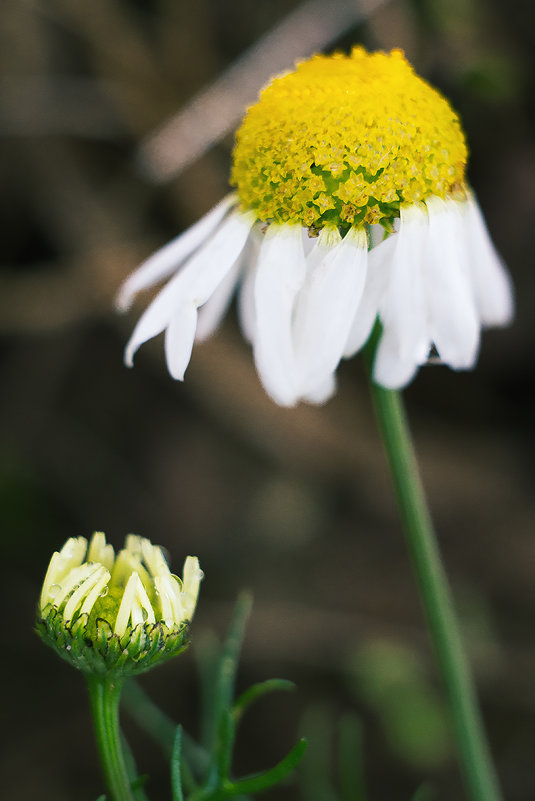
[231,47,468,230]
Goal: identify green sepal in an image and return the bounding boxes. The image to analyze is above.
[36,604,190,677]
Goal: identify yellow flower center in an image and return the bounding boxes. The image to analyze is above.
[231,47,468,230]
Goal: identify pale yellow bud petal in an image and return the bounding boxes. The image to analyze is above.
[80,567,111,616]
[87,531,115,571]
[181,556,203,620]
[40,536,87,610]
[114,572,138,636]
[63,565,107,622]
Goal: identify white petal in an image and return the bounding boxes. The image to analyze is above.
[373,325,420,389]
[463,193,514,326]
[238,268,256,345]
[381,204,430,363]
[116,194,237,311]
[237,233,261,344]
[164,305,198,380]
[195,227,260,343]
[425,196,480,369]
[293,227,368,396]
[344,234,394,357]
[124,209,254,369]
[369,223,387,248]
[301,228,317,257]
[195,257,242,342]
[301,372,337,405]
[253,224,306,406]
[371,205,431,388]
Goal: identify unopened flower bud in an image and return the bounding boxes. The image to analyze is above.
[37,532,202,677]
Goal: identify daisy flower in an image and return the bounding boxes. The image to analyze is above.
[117,47,513,405]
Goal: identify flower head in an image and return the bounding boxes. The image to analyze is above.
[231,48,466,229]
[117,48,513,404]
[37,532,202,676]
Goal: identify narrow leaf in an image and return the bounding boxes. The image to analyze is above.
[216,592,253,716]
[220,738,308,798]
[233,679,295,723]
[217,709,235,781]
[171,726,184,801]
[206,592,253,783]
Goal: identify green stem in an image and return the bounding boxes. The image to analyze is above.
[86,674,136,801]
[366,376,502,801]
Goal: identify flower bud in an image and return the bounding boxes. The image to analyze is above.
[36,532,202,677]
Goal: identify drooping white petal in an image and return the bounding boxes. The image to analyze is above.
[164,306,198,380]
[253,224,306,406]
[236,230,262,344]
[195,256,242,342]
[425,196,480,369]
[371,205,430,388]
[195,224,263,343]
[301,372,337,405]
[382,204,430,362]
[116,194,237,311]
[344,233,394,357]
[462,193,514,326]
[373,325,420,388]
[293,227,368,397]
[124,209,255,370]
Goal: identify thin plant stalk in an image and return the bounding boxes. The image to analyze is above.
[86,674,137,801]
[366,360,502,801]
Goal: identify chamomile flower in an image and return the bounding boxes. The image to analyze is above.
[117,47,513,404]
[37,532,202,676]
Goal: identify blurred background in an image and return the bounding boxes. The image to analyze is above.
[1,0,534,799]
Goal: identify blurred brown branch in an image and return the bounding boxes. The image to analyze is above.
[138,0,393,183]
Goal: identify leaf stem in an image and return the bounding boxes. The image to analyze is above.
[366,375,502,801]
